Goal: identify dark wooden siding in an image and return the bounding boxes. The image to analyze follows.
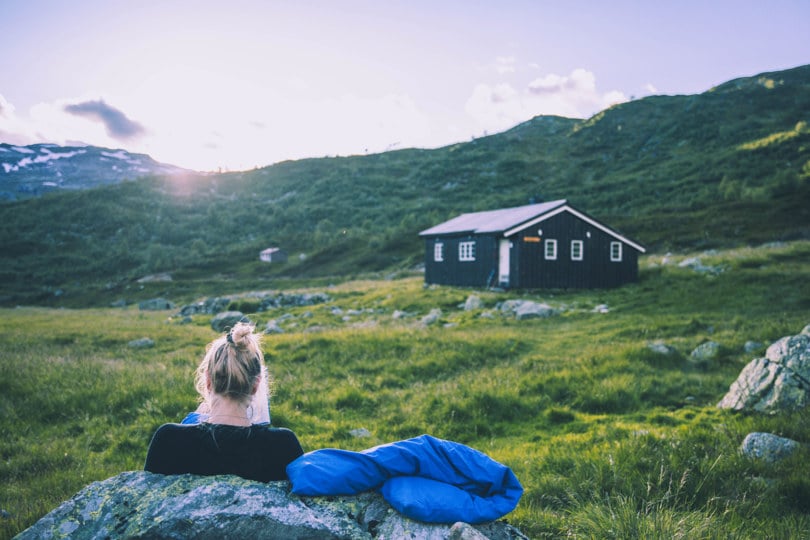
[511,212,639,289]
[423,234,499,287]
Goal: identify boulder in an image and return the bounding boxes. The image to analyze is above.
[179,296,232,316]
[211,311,249,332]
[740,432,801,463]
[689,341,721,367]
[514,301,555,320]
[264,320,285,334]
[647,341,678,356]
[718,331,810,412]
[464,295,484,311]
[498,300,556,320]
[138,297,175,311]
[744,341,764,353]
[127,337,155,349]
[17,472,527,540]
[421,308,442,326]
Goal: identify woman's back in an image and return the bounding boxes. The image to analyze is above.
[145,423,303,482]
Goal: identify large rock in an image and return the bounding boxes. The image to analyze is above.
[210,311,249,332]
[718,330,810,412]
[17,472,527,540]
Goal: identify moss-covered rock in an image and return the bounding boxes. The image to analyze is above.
[16,471,527,540]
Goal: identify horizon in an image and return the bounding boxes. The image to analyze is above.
[1,0,808,172]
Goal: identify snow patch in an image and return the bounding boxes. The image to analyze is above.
[101,150,130,160]
[11,146,35,154]
[2,163,15,173]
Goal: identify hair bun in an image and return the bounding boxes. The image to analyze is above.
[229,321,254,347]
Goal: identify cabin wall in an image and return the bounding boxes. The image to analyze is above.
[510,212,638,289]
[423,234,499,287]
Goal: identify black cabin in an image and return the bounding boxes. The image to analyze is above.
[419,200,645,289]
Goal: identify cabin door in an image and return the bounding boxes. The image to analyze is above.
[498,239,511,287]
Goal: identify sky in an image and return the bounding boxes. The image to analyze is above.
[1,0,808,172]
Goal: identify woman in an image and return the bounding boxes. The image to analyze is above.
[145,322,303,482]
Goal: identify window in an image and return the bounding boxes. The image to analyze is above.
[459,241,476,261]
[610,241,623,262]
[571,240,584,261]
[544,239,557,260]
[434,242,444,262]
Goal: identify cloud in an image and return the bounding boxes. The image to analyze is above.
[465,68,627,132]
[495,56,517,74]
[63,99,145,141]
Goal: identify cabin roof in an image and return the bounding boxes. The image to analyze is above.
[419,200,568,236]
[419,199,645,252]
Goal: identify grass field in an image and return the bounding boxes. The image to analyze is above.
[1,241,809,539]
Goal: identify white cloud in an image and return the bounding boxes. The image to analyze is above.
[495,56,517,74]
[644,83,658,94]
[465,68,627,133]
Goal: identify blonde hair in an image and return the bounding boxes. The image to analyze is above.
[196,322,265,407]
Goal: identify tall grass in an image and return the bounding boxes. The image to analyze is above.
[1,242,809,538]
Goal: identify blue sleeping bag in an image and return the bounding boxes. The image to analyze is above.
[286,434,522,524]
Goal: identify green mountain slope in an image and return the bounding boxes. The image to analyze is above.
[1,65,808,307]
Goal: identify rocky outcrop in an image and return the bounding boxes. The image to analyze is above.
[718,327,810,412]
[17,472,527,540]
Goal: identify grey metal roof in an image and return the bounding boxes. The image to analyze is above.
[419,199,568,236]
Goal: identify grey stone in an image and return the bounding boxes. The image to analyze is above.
[740,432,801,463]
[498,300,525,315]
[210,311,248,332]
[689,341,721,366]
[421,308,442,326]
[264,320,285,334]
[648,341,678,355]
[138,297,175,311]
[127,337,155,349]
[718,331,810,412]
[744,341,764,353]
[464,295,484,311]
[514,301,555,320]
[17,472,527,540]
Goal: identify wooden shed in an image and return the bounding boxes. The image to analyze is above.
[419,200,645,289]
[259,247,288,263]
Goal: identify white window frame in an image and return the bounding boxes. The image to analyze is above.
[544,239,557,260]
[434,242,444,262]
[459,241,476,262]
[571,240,584,261]
[610,241,623,262]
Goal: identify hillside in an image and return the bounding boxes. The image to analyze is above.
[0,64,808,307]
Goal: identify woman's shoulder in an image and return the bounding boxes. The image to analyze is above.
[152,422,207,440]
[252,425,299,438]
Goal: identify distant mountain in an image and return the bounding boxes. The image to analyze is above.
[0,64,808,307]
[0,143,189,201]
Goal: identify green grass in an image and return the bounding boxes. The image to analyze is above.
[1,242,809,539]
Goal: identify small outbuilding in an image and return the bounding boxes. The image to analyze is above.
[419,199,645,289]
[259,247,288,263]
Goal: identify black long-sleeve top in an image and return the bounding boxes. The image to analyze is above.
[144,423,304,482]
